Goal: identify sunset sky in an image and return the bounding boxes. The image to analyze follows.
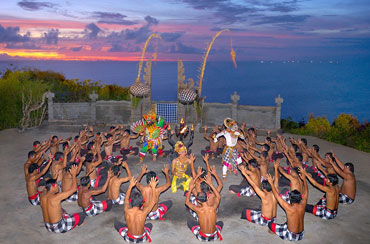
[0,0,369,61]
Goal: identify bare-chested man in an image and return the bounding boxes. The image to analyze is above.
[61,158,85,202]
[41,165,86,233]
[201,125,223,158]
[50,135,71,156]
[25,155,53,205]
[278,162,303,203]
[108,160,132,205]
[229,159,260,197]
[186,173,223,242]
[102,133,121,163]
[240,163,278,226]
[329,151,356,204]
[78,169,113,216]
[266,169,308,241]
[118,129,139,157]
[305,173,339,219]
[136,164,172,220]
[114,177,158,243]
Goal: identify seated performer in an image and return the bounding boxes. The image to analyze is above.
[171,141,193,193]
[186,173,223,242]
[25,155,53,205]
[168,128,194,161]
[108,159,132,205]
[78,170,113,217]
[114,177,157,243]
[136,164,172,220]
[241,162,278,226]
[201,125,223,158]
[305,173,339,219]
[41,165,86,233]
[266,169,308,241]
[119,129,140,157]
[229,159,260,197]
[329,152,356,204]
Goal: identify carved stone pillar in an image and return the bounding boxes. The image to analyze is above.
[46,92,55,122]
[89,91,99,124]
[230,91,240,120]
[275,94,284,129]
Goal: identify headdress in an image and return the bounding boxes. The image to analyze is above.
[143,109,157,122]
[224,118,238,130]
[174,141,187,154]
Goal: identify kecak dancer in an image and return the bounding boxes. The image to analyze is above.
[131,110,167,163]
[214,118,245,180]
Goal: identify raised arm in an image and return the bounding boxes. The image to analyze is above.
[306,172,329,192]
[143,177,160,215]
[266,174,291,210]
[328,157,345,178]
[203,125,211,141]
[240,165,264,197]
[189,154,197,178]
[331,150,345,170]
[273,159,280,189]
[124,177,137,212]
[158,164,171,193]
[54,165,78,201]
[89,169,113,195]
[35,154,53,179]
[204,174,221,206]
[209,165,223,192]
[300,168,309,203]
[185,176,201,212]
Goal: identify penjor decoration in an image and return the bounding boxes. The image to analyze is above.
[131,110,167,163]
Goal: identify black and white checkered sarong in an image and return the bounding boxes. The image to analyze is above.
[112,192,126,205]
[191,224,223,242]
[311,197,337,219]
[268,221,304,241]
[118,226,152,243]
[28,193,40,206]
[241,209,275,226]
[239,186,256,197]
[222,147,242,171]
[83,200,111,216]
[45,212,85,233]
[339,193,354,204]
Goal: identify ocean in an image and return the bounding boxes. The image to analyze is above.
[1,59,369,123]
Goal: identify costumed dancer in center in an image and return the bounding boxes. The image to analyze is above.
[214,118,245,180]
[131,110,167,163]
[171,141,193,193]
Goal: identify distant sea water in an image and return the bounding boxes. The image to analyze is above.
[1,60,369,123]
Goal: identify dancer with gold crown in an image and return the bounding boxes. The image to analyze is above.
[214,118,245,180]
[131,110,167,163]
[171,141,193,193]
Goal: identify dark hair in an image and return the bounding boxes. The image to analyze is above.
[345,162,354,173]
[300,138,307,146]
[292,167,300,176]
[87,141,94,150]
[248,128,255,133]
[106,133,113,139]
[313,144,319,153]
[96,132,101,136]
[54,152,64,161]
[110,126,116,131]
[290,190,302,203]
[146,171,157,184]
[327,174,338,186]
[200,182,210,193]
[261,180,272,192]
[80,176,90,187]
[196,192,207,203]
[112,165,121,176]
[62,142,69,151]
[124,129,131,135]
[248,159,258,168]
[46,179,57,191]
[266,137,272,143]
[292,144,298,152]
[74,135,79,141]
[130,191,143,207]
[295,153,303,162]
[64,162,78,172]
[261,151,268,159]
[272,152,284,161]
[85,153,94,163]
[200,167,207,178]
[263,144,270,151]
[33,141,41,147]
[28,151,36,158]
[28,163,39,174]
[325,152,336,163]
[52,135,58,140]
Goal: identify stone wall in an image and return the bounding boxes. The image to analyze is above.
[46,92,283,130]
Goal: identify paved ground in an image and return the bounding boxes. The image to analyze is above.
[0,125,370,244]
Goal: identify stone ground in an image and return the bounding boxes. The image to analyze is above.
[0,125,370,244]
